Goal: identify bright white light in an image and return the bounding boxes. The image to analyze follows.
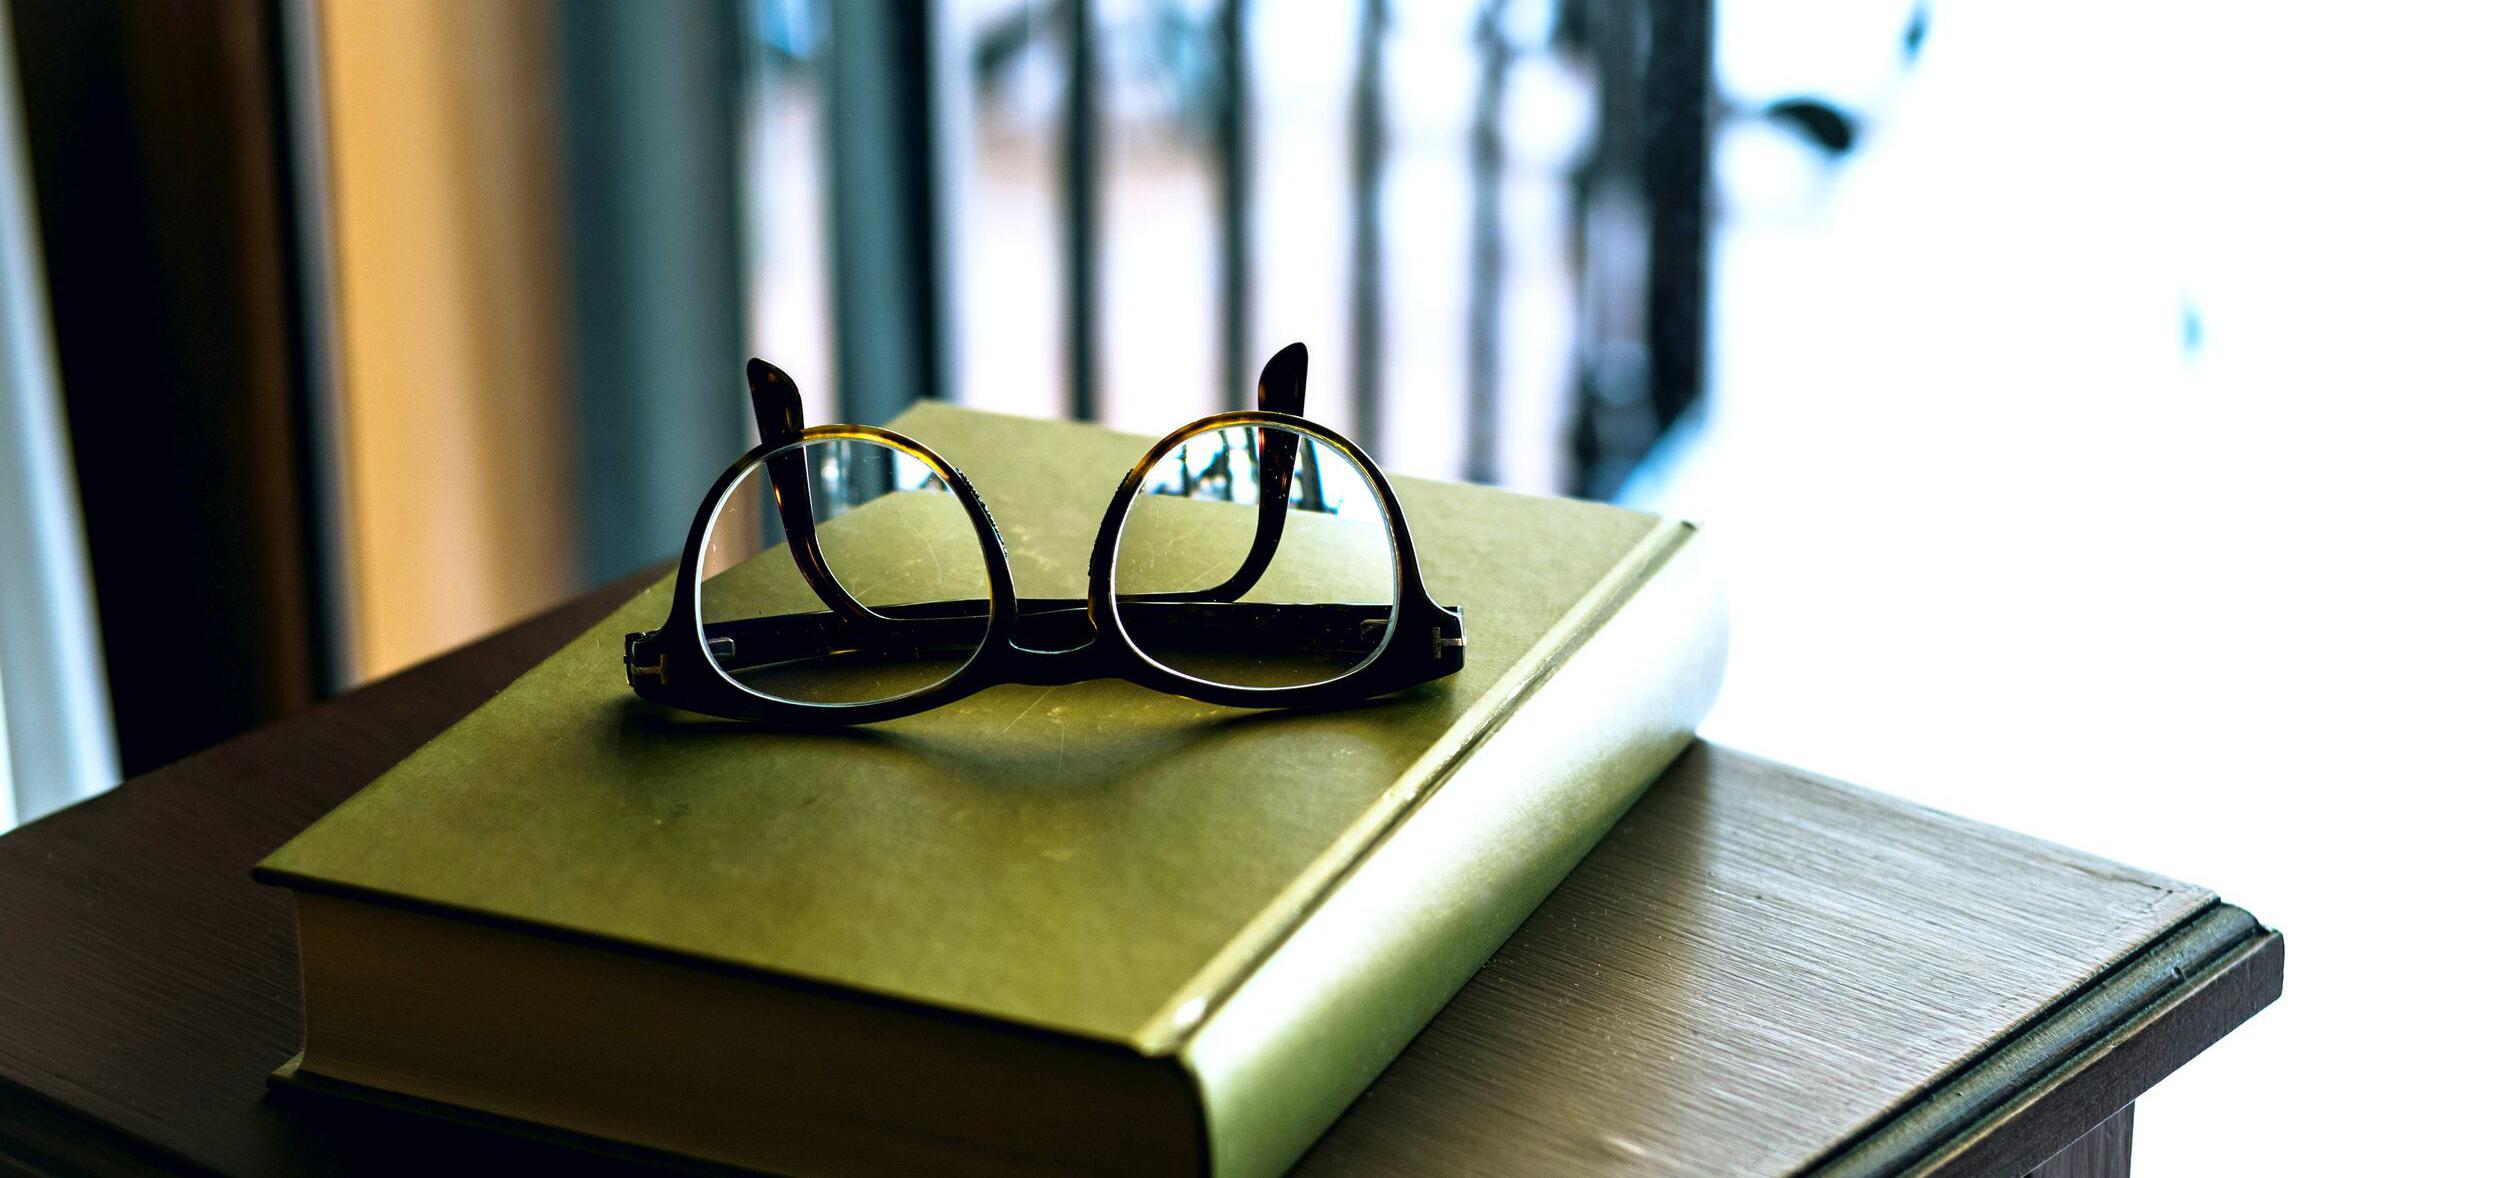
[1636,2,2500,1171]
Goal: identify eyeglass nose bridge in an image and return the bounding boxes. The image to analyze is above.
[997,625,1120,686]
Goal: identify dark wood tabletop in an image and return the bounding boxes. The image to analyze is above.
[0,576,2280,1177]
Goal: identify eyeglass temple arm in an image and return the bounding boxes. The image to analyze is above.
[1197,342,1309,601]
[747,358,872,623]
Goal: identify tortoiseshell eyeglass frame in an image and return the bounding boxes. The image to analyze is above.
[623,343,1465,726]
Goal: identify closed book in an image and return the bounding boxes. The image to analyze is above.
[255,402,1727,1177]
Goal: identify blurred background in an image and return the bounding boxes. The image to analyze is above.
[0,0,2492,1171]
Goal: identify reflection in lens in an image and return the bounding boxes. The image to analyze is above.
[1111,422,1396,688]
[697,437,991,705]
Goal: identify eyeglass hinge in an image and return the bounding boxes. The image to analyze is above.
[623,633,669,686]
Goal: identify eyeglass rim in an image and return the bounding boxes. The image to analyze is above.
[686,427,1009,710]
[1086,414,1408,695]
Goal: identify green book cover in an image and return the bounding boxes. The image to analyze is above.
[258,403,1725,1175]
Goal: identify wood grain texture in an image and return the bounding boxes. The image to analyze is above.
[2025,1107,2131,1178]
[1292,749,2226,1177]
[1915,928,2282,1178]
[0,574,2278,1176]
[1813,902,2247,1176]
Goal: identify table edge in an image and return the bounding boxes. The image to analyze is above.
[1804,902,2283,1177]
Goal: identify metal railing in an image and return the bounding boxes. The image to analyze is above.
[820,0,1711,495]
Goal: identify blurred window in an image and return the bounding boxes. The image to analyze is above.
[839,0,1709,497]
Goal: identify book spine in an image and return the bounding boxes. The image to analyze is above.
[1181,525,1728,1178]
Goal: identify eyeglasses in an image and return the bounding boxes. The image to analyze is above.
[623,343,1465,726]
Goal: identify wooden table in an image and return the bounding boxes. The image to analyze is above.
[0,577,2280,1176]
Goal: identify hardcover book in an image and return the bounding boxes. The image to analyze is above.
[256,402,1727,1176]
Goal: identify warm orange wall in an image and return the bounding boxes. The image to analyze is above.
[317,0,579,680]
